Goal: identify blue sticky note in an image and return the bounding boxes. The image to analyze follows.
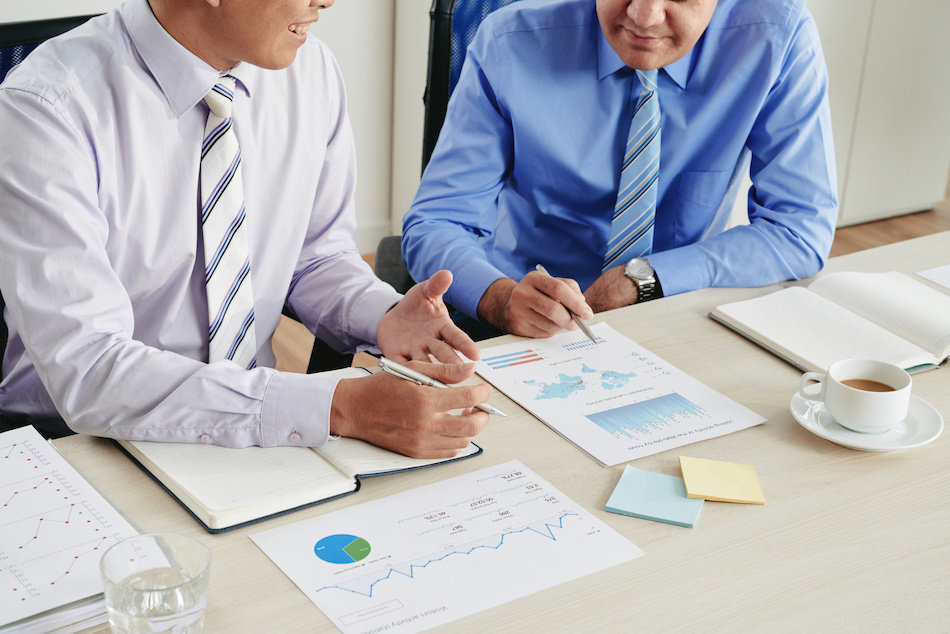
[605,465,704,528]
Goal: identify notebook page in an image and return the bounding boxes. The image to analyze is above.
[808,272,950,355]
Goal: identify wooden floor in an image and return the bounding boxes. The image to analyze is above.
[274,177,950,374]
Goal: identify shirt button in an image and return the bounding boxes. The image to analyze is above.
[289,432,302,443]
[199,433,212,444]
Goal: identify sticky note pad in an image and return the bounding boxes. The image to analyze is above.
[605,465,704,528]
[678,456,765,504]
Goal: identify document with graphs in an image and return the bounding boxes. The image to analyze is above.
[476,323,764,466]
[0,426,138,631]
[251,460,642,633]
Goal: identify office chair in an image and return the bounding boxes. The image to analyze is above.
[374,0,521,295]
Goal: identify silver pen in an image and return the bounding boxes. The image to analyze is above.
[377,357,508,417]
[535,264,598,344]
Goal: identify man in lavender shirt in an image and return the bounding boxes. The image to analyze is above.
[0,0,491,458]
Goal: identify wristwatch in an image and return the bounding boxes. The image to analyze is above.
[624,257,662,303]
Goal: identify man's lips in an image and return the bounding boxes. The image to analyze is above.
[289,22,312,36]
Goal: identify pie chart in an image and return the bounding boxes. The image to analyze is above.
[314,534,372,564]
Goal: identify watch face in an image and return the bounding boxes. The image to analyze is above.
[626,258,654,279]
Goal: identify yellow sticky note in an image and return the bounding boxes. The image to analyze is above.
[678,456,765,505]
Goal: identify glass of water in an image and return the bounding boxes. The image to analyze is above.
[100,533,211,634]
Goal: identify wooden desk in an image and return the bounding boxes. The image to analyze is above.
[55,232,950,632]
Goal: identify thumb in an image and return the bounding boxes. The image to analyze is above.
[405,360,477,385]
[422,269,454,301]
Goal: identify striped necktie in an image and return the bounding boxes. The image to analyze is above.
[200,76,257,369]
[603,69,660,272]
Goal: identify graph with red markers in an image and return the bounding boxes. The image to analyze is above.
[0,426,137,628]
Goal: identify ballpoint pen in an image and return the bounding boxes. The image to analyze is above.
[535,264,598,344]
[377,357,508,417]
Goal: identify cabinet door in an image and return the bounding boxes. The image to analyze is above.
[839,0,950,225]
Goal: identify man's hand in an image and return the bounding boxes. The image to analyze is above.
[583,265,638,313]
[476,271,593,338]
[377,269,480,363]
[330,362,491,458]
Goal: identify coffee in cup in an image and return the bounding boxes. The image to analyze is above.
[798,358,911,433]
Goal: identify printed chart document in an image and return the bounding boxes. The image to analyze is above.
[709,271,950,373]
[0,426,138,632]
[475,323,764,466]
[251,460,642,633]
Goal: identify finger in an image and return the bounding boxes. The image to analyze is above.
[387,351,411,363]
[507,300,565,338]
[561,277,582,294]
[428,410,489,438]
[524,294,574,332]
[527,271,592,320]
[422,269,453,302]
[425,338,465,364]
[547,278,593,319]
[438,322,481,361]
[404,345,431,363]
[511,277,573,331]
[427,382,492,412]
[404,360,478,385]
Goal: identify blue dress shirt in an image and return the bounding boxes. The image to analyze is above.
[402,0,838,319]
[0,0,401,446]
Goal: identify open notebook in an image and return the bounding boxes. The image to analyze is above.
[709,271,950,373]
[117,367,481,532]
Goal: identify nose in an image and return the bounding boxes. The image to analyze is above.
[627,0,665,28]
[313,0,334,8]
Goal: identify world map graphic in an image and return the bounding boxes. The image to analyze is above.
[524,364,638,400]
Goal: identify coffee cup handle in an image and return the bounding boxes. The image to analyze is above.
[798,371,825,402]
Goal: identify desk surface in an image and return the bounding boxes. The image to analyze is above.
[55,232,950,632]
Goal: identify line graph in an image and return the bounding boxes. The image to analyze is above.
[0,427,138,627]
[252,460,642,633]
[315,513,581,598]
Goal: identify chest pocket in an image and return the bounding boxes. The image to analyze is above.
[668,170,730,246]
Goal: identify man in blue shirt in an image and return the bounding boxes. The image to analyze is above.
[402,0,838,338]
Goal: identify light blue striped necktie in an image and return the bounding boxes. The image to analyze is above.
[603,69,660,272]
[200,76,257,369]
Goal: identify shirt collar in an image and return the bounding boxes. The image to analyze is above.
[596,18,696,90]
[122,0,251,117]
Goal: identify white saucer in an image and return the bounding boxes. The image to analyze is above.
[789,392,943,452]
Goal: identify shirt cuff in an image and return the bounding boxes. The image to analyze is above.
[347,283,403,344]
[646,245,712,297]
[260,371,340,447]
[445,257,507,318]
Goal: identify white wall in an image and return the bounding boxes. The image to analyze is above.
[731,0,950,228]
[314,2,396,252]
[390,0,431,235]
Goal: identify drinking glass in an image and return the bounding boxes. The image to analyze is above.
[100,533,211,634]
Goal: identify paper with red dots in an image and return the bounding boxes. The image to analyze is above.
[1,425,138,627]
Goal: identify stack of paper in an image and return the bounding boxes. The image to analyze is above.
[678,456,765,504]
[605,466,704,528]
[0,426,138,632]
[605,456,765,528]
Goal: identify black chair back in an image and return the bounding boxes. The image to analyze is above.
[421,0,521,171]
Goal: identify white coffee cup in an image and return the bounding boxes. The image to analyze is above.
[798,358,911,434]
